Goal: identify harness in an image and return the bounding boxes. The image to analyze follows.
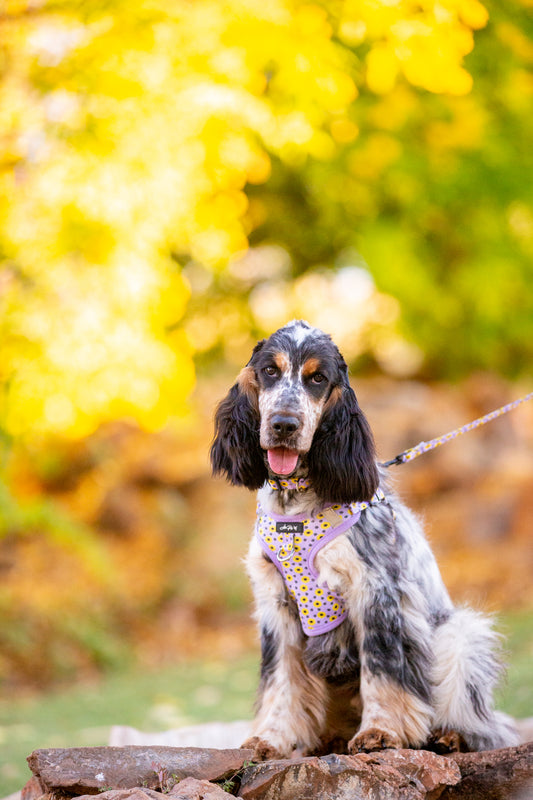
[256,489,386,636]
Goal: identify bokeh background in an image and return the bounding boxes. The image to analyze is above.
[1,0,533,791]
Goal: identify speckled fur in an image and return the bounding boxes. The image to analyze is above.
[211,320,519,759]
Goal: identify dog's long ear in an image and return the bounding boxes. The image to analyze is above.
[210,342,268,490]
[307,369,379,504]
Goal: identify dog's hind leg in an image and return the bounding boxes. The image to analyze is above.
[242,536,328,760]
[431,607,520,751]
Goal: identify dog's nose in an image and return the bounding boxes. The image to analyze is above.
[271,414,300,436]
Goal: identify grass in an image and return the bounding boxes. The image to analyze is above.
[0,653,259,797]
[496,610,533,718]
[1,610,531,799]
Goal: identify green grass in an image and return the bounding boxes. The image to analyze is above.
[1,610,531,799]
[0,653,259,797]
[496,610,533,718]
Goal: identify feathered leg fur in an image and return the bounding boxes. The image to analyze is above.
[243,536,328,758]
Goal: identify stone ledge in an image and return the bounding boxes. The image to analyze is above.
[26,746,254,797]
[20,742,533,800]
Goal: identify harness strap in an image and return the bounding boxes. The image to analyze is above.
[382,391,533,467]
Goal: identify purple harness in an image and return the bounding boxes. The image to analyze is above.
[256,491,385,636]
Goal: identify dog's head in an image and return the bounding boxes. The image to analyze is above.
[210,320,379,504]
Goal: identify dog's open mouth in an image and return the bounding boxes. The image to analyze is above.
[267,447,299,476]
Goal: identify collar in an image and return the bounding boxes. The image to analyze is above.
[268,477,310,492]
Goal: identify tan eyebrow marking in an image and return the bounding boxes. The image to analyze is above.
[302,357,321,377]
[274,352,290,372]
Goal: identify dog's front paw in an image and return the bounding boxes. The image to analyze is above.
[426,728,469,754]
[241,735,290,762]
[348,727,402,753]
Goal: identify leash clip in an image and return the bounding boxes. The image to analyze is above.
[381,452,408,468]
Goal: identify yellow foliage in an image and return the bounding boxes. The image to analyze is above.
[339,0,487,95]
[348,134,402,181]
[366,45,399,95]
[0,0,492,436]
[458,0,490,29]
[497,21,533,62]
[426,97,488,151]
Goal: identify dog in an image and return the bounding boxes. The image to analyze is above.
[211,319,518,759]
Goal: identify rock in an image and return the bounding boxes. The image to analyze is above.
[76,790,163,800]
[168,777,232,799]
[362,750,462,799]
[22,741,533,800]
[238,749,461,800]
[441,741,533,799]
[26,746,253,796]
[20,777,44,800]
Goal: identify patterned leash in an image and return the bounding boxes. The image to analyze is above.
[382,391,533,468]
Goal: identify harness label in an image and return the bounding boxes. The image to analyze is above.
[276,521,304,534]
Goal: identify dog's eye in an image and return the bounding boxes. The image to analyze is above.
[264,366,279,377]
[311,373,326,384]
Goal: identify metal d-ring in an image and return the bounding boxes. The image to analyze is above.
[277,538,294,562]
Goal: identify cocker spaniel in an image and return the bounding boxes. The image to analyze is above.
[211,319,518,759]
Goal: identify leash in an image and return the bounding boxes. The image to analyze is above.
[382,391,533,468]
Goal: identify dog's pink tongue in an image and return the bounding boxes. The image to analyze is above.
[267,448,299,476]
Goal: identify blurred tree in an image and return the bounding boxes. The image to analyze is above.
[1,0,532,692]
[0,0,532,437]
